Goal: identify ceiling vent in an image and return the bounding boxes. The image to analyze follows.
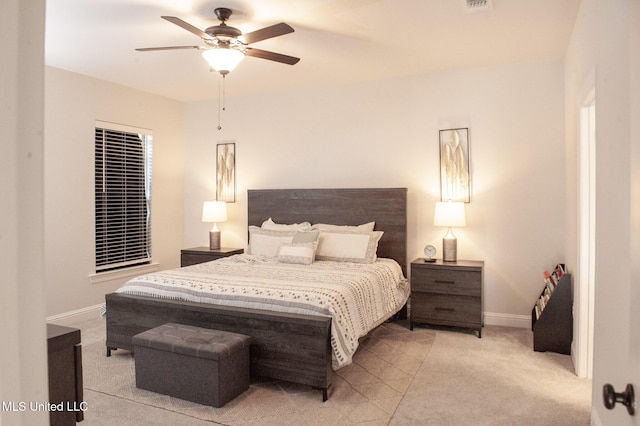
[464,0,493,13]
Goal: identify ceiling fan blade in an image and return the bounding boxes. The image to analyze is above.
[136,46,204,52]
[241,23,294,44]
[161,16,212,40]
[244,47,300,65]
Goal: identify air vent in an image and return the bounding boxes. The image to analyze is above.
[464,0,493,13]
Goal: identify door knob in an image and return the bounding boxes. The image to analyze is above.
[603,383,635,416]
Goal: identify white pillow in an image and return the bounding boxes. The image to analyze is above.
[315,230,383,263]
[277,242,318,265]
[261,218,312,231]
[248,226,296,257]
[312,221,375,232]
[292,230,320,243]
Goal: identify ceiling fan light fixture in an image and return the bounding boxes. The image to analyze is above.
[202,47,245,75]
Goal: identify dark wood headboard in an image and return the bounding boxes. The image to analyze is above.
[247,188,407,275]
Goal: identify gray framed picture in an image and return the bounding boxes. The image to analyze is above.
[439,128,470,203]
[216,142,235,202]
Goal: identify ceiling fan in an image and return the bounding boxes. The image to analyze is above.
[136,7,300,75]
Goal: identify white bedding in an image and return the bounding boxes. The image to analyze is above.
[116,254,409,369]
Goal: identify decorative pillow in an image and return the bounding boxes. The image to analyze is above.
[248,226,296,257]
[261,218,312,231]
[311,221,376,232]
[292,230,320,243]
[315,230,383,263]
[277,242,318,265]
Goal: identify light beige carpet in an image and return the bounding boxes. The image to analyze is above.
[83,322,436,425]
[390,326,592,425]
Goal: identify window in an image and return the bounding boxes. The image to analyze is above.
[95,122,153,272]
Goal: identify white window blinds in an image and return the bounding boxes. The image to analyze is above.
[95,123,153,272]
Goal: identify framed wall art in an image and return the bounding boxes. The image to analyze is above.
[439,128,470,203]
[216,141,235,202]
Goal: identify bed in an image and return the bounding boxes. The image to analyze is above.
[105,188,408,401]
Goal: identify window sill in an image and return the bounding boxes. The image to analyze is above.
[89,262,159,285]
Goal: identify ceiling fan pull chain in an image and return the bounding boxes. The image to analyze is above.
[217,75,223,130]
[223,74,227,112]
[217,74,228,131]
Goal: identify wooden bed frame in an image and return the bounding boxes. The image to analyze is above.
[105,188,407,401]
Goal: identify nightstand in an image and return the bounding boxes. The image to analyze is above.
[180,247,244,267]
[410,258,484,337]
[47,324,83,425]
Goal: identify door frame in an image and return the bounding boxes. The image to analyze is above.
[574,69,597,379]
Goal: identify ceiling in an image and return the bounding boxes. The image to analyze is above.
[45,0,581,102]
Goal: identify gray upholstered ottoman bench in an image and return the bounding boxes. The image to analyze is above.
[132,323,251,407]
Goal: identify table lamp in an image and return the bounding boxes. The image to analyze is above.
[434,201,466,262]
[202,201,227,250]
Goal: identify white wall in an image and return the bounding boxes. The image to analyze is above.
[184,60,566,325]
[44,66,185,317]
[39,56,567,325]
[1,0,50,423]
[564,0,634,423]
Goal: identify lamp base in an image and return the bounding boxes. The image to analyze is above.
[209,230,221,250]
[442,229,457,262]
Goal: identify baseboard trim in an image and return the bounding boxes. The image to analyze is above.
[484,312,531,329]
[47,305,532,329]
[46,303,104,326]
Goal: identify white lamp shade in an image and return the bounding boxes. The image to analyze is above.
[202,48,244,74]
[202,201,228,223]
[434,201,466,227]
